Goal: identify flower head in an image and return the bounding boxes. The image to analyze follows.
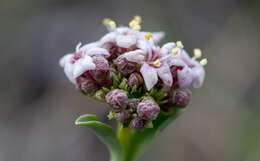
[59,16,207,131]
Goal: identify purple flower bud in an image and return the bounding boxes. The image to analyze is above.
[105,89,128,111]
[169,88,191,107]
[137,97,160,121]
[127,98,140,111]
[76,77,99,94]
[90,56,112,87]
[128,72,143,88]
[116,110,130,123]
[130,117,147,130]
[114,55,137,76]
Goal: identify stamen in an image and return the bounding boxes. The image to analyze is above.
[153,59,161,67]
[129,15,142,31]
[194,48,202,58]
[145,32,153,40]
[132,24,141,31]
[200,58,208,66]
[103,18,116,28]
[176,41,184,48]
[134,15,142,23]
[172,48,179,55]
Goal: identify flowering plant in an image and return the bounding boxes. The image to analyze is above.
[59,16,207,161]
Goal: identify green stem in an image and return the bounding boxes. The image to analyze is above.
[117,124,135,161]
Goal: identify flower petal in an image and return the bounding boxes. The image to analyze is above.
[160,54,186,67]
[78,42,99,52]
[177,66,193,88]
[84,47,110,57]
[116,35,137,48]
[192,63,205,88]
[100,32,116,46]
[123,49,145,64]
[151,31,165,44]
[73,55,96,78]
[160,42,176,56]
[156,64,173,87]
[64,63,76,84]
[59,54,73,67]
[140,63,158,91]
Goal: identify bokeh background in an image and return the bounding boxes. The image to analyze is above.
[1,0,260,161]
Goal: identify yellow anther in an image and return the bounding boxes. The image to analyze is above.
[153,59,161,67]
[108,20,116,28]
[103,18,116,28]
[145,32,153,40]
[172,48,179,55]
[194,48,202,58]
[200,58,208,66]
[134,15,142,23]
[103,18,111,25]
[129,20,138,28]
[176,41,184,48]
[132,24,141,31]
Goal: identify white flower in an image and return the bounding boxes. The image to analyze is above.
[99,27,165,50]
[59,43,110,84]
[160,42,205,88]
[122,39,173,90]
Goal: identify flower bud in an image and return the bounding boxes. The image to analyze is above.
[128,72,143,88]
[105,89,128,111]
[90,56,112,87]
[130,117,147,130]
[77,77,99,94]
[127,98,140,111]
[114,55,137,76]
[116,110,131,123]
[137,97,160,121]
[169,88,191,107]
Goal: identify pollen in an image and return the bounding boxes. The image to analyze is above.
[134,15,142,23]
[172,48,179,55]
[153,59,161,67]
[200,58,208,66]
[176,41,184,48]
[145,32,153,40]
[103,18,116,28]
[194,48,202,58]
[129,15,142,31]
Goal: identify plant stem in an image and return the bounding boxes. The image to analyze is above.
[117,124,136,161]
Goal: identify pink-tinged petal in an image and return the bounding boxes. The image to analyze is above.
[59,54,73,67]
[140,63,158,91]
[151,32,165,44]
[123,49,145,64]
[100,32,116,45]
[160,54,185,67]
[192,64,205,88]
[177,66,193,88]
[64,63,76,84]
[136,39,148,50]
[116,35,137,48]
[157,64,173,87]
[160,42,176,56]
[78,42,99,52]
[84,47,110,57]
[73,56,96,78]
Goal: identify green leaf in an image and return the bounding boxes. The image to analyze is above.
[117,109,182,161]
[75,114,123,161]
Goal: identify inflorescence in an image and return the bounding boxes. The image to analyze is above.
[59,16,207,130]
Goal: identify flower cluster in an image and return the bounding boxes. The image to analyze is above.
[59,16,207,130]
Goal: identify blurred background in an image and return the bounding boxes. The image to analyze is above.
[1,0,260,161]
